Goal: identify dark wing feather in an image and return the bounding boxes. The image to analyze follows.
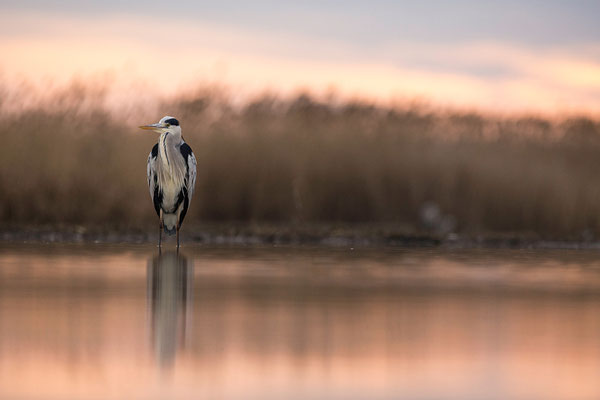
[177,142,197,226]
[179,142,197,200]
[147,144,161,217]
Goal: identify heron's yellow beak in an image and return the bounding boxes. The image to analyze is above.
[138,123,165,131]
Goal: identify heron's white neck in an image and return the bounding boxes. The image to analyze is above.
[156,131,186,191]
[158,131,181,166]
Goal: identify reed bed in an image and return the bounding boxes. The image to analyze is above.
[1,85,599,239]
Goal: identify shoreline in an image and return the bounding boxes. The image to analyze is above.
[2,225,600,250]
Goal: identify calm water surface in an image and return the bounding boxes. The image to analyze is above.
[1,243,600,399]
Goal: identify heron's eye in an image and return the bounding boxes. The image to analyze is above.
[166,123,170,127]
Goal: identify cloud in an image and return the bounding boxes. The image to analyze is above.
[1,12,599,114]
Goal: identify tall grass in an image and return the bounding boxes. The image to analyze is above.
[1,84,600,239]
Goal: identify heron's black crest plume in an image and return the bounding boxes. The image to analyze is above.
[164,118,179,126]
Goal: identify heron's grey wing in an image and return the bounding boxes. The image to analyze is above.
[148,144,161,216]
[188,151,197,200]
[176,142,196,228]
[180,142,197,201]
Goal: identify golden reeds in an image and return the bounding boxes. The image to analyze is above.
[1,86,599,239]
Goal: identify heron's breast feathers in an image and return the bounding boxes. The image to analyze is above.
[147,141,196,219]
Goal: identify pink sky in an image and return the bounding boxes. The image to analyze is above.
[1,11,600,115]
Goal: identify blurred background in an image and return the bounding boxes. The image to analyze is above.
[1,1,600,241]
[4,4,600,400]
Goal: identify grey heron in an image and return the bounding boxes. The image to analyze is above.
[140,116,197,248]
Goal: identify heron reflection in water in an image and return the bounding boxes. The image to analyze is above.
[147,251,193,369]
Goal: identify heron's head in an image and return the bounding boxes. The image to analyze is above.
[139,116,181,135]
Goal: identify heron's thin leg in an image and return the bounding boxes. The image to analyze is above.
[158,222,162,249]
[158,213,163,250]
[176,226,180,249]
[158,210,163,250]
